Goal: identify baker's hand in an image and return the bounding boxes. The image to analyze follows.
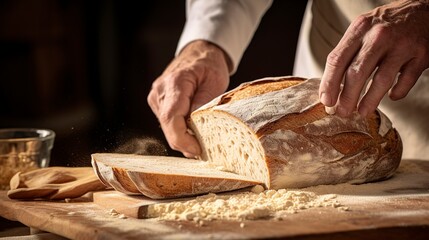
[148,40,230,158]
[319,0,429,117]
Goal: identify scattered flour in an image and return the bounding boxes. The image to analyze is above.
[145,160,429,223]
[146,187,345,222]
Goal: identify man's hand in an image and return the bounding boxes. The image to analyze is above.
[319,0,429,117]
[148,40,230,158]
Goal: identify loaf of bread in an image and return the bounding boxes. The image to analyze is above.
[189,76,402,189]
[92,76,402,198]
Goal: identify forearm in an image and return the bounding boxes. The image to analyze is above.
[176,0,273,74]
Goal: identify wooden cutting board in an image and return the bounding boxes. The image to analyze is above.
[92,188,253,219]
[92,191,191,219]
[1,159,429,239]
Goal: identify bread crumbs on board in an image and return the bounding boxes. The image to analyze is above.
[146,186,347,222]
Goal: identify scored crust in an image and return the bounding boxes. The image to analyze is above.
[189,76,402,189]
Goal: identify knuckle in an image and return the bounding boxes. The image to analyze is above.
[147,94,155,108]
[158,111,173,124]
[147,96,160,114]
[346,63,365,82]
[321,77,335,90]
[370,25,391,42]
[326,51,343,68]
[166,71,183,82]
[352,15,373,33]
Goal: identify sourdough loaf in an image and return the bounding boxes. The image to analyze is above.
[188,76,402,189]
[92,76,402,199]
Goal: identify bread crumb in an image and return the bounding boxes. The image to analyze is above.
[251,185,265,194]
[108,208,119,217]
[240,222,245,228]
[118,214,127,219]
[331,201,341,208]
[64,198,72,203]
[67,212,76,215]
[337,206,350,211]
[197,220,205,227]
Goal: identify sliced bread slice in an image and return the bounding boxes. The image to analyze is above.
[91,153,261,199]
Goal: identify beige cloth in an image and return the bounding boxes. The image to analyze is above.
[7,167,107,200]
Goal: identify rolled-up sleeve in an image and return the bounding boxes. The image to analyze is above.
[176,0,272,74]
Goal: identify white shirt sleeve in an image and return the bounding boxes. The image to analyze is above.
[176,0,273,74]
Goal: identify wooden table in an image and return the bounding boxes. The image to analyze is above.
[1,159,429,239]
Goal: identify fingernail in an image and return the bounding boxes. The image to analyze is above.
[325,105,336,115]
[320,92,331,106]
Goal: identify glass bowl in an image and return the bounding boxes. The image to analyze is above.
[0,128,55,190]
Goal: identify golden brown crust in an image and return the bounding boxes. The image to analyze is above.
[216,77,400,162]
[219,77,305,105]
[91,159,111,188]
[258,103,327,136]
[113,168,140,193]
[127,173,258,199]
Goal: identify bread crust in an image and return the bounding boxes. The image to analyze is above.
[127,172,257,199]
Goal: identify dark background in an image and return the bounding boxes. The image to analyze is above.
[0,0,307,166]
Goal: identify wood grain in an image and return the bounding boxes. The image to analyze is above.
[93,191,192,219]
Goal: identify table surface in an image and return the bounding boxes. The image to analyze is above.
[1,159,429,240]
